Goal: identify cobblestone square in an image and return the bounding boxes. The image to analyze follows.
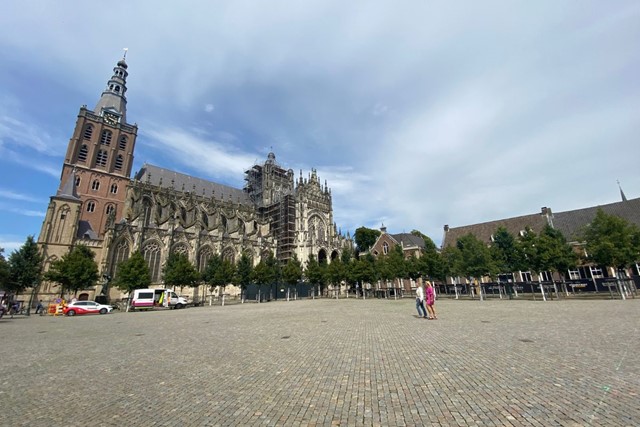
[1,298,638,426]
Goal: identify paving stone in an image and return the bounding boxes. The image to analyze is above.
[0,298,638,426]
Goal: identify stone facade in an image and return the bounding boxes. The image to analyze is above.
[36,57,352,302]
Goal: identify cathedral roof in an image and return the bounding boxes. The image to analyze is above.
[134,163,251,204]
[56,168,80,201]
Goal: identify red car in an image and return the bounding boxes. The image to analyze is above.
[63,301,114,316]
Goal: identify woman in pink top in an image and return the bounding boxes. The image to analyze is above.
[425,281,437,320]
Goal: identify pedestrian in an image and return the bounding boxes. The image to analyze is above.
[415,283,427,318]
[35,300,44,315]
[425,280,437,320]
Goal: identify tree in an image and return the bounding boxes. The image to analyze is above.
[352,253,377,295]
[340,248,357,293]
[163,253,199,292]
[203,254,236,298]
[326,257,343,297]
[583,209,640,271]
[112,251,151,295]
[282,254,303,300]
[536,225,577,282]
[7,236,44,301]
[456,233,497,280]
[490,227,525,275]
[305,254,326,297]
[251,259,271,302]
[386,244,406,289]
[235,253,254,302]
[44,244,98,297]
[354,227,381,253]
[0,248,9,291]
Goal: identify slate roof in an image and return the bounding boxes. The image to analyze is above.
[134,163,251,205]
[552,197,640,242]
[391,233,425,249]
[442,213,549,248]
[56,169,80,201]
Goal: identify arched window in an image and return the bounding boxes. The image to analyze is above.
[87,201,96,212]
[143,242,162,282]
[75,176,81,187]
[118,135,127,150]
[110,183,118,194]
[142,197,152,227]
[91,180,100,191]
[197,246,212,273]
[173,244,189,257]
[112,240,130,278]
[222,247,235,264]
[383,242,389,255]
[83,125,93,140]
[114,154,123,170]
[100,130,112,146]
[96,150,108,167]
[78,144,88,162]
[106,204,115,215]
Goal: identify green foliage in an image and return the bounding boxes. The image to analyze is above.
[354,226,381,252]
[203,254,236,291]
[44,245,98,296]
[112,251,151,294]
[583,209,640,269]
[235,253,254,291]
[305,254,327,292]
[282,254,303,287]
[490,227,525,273]
[456,233,497,279]
[441,245,463,278]
[0,248,12,291]
[340,248,357,287]
[5,236,43,294]
[326,258,343,286]
[352,253,377,285]
[536,225,577,275]
[420,242,444,280]
[163,253,200,290]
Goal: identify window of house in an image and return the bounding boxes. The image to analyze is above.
[110,183,118,194]
[91,180,100,191]
[540,271,552,281]
[78,144,88,162]
[100,130,112,145]
[590,266,603,278]
[118,136,127,150]
[87,201,96,213]
[114,154,123,170]
[383,242,389,255]
[520,271,532,282]
[106,204,115,215]
[568,269,580,280]
[83,125,93,140]
[96,150,108,167]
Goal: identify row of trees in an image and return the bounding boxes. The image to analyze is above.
[2,210,638,307]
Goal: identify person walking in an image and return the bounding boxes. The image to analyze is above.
[415,283,427,318]
[35,300,44,315]
[425,281,437,320]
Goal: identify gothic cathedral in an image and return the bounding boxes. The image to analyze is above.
[37,57,352,301]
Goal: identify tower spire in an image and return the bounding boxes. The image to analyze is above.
[618,180,628,202]
[94,55,130,123]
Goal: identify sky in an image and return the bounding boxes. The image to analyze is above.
[1,1,639,254]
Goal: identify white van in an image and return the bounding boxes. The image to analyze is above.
[131,288,188,310]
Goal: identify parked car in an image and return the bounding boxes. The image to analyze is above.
[63,301,113,316]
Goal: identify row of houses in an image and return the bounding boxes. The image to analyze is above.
[366,195,640,296]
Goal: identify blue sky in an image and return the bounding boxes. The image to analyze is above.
[1,1,639,253]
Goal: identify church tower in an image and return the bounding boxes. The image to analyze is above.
[57,56,138,239]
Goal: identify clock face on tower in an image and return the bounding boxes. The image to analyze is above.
[103,113,119,126]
